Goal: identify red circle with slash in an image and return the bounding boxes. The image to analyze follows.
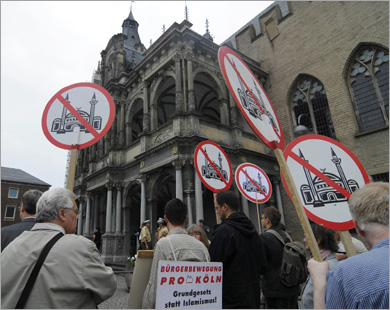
[194,140,233,193]
[281,134,370,230]
[235,163,272,203]
[42,82,115,150]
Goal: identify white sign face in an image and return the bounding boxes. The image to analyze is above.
[42,82,115,150]
[194,141,233,193]
[235,163,272,203]
[218,46,284,150]
[156,261,223,310]
[282,134,370,230]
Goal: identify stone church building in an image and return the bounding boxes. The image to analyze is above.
[73,1,389,263]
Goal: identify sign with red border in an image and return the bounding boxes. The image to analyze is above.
[194,141,233,193]
[235,163,272,203]
[42,82,115,150]
[218,46,284,150]
[281,134,370,230]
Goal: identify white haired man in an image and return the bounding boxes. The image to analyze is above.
[1,188,116,309]
[308,182,389,309]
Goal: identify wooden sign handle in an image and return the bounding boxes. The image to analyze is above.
[338,230,357,257]
[274,148,323,262]
[66,148,78,191]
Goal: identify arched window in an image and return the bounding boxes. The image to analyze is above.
[194,73,221,123]
[292,76,336,139]
[131,99,143,141]
[347,46,389,132]
[157,77,176,127]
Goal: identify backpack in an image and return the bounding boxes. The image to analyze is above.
[267,229,308,287]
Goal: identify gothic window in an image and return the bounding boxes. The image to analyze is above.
[194,73,221,123]
[157,77,175,127]
[347,46,389,132]
[292,76,336,139]
[131,99,143,141]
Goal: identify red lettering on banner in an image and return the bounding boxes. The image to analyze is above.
[161,266,165,272]
[216,276,222,283]
[169,277,175,285]
[160,277,167,285]
[178,277,185,284]
[196,276,201,284]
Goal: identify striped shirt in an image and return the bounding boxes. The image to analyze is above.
[325,237,389,309]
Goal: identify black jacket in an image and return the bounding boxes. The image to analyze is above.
[259,226,301,298]
[209,212,265,309]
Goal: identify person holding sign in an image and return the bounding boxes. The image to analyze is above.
[142,198,210,309]
[308,182,389,309]
[209,190,265,309]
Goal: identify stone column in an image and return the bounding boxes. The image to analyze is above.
[174,54,183,113]
[185,189,194,224]
[273,177,285,224]
[140,174,148,224]
[84,194,91,235]
[77,199,83,235]
[219,99,229,125]
[115,184,122,234]
[173,160,184,201]
[119,102,125,146]
[195,172,204,222]
[187,54,196,112]
[143,82,150,132]
[93,194,99,230]
[105,183,113,233]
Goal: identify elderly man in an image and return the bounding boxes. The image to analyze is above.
[1,188,116,309]
[309,182,389,309]
[1,189,42,251]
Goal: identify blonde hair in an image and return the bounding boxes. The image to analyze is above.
[187,224,210,248]
[349,182,389,229]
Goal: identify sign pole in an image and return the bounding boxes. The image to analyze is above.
[255,193,261,234]
[66,126,80,191]
[274,148,323,262]
[338,230,357,257]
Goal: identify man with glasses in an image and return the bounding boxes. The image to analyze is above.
[1,189,42,251]
[1,188,116,309]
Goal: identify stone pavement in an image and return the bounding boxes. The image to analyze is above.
[98,273,129,309]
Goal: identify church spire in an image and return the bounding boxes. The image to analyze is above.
[185,2,189,21]
[203,18,214,41]
[121,2,145,52]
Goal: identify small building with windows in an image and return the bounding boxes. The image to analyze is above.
[1,167,51,228]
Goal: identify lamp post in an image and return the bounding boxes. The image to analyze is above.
[293,114,313,137]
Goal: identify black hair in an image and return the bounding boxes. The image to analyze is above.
[165,198,188,226]
[22,190,43,215]
[311,223,339,253]
[215,190,240,211]
[262,207,281,226]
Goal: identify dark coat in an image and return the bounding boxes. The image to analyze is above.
[209,212,265,309]
[259,226,301,298]
[1,218,36,251]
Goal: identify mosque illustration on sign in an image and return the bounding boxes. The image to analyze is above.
[233,60,279,133]
[299,148,359,207]
[51,93,102,134]
[201,149,228,182]
[242,170,267,194]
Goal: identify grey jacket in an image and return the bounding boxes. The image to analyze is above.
[1,223,116,309]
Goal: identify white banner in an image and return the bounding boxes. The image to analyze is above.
[156,261,223,309]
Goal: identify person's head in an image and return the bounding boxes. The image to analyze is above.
[261,207,281,230]
[164,198,188,227]
[187,224,209,248]
[214,190,240,221]
[157,218,165,227]
[304,223,339,253]
[95,227,101,232]
[348,182,389,245]
[20,189,42,219]
[144,220,150,228]
[36,188,78,234]
[198,219,205,228]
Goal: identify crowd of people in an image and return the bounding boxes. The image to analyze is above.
[1,182,388,309]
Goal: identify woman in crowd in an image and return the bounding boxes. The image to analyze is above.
[301,222,339,309]
[187,224,210,249]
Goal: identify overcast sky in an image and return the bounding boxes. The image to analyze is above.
[1,1,274,189]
